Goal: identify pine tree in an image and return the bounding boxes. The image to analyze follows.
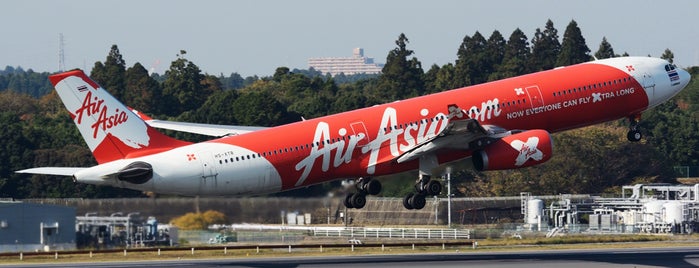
[661,48,675,64]
[124,63,162,114]
[556,20,591,66]
[530,19,561,71]
[492,28,531,80]
[455,31,489,86]
[486,30,507,81]
[376,33,424,102]
[594,37,616,59]
[90,45,126,100]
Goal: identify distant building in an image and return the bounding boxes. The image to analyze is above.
[0,202,76,252]
[308,48,383,76]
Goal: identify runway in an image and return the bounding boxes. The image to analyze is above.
[6,246,699,268]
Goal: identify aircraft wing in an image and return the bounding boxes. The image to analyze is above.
[16,167,85,176]
[129,108,267,137]
[395,105,508,164]
[144,119,267,137]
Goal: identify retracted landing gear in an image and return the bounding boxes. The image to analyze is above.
[343,177,382,209]
[403,174,442,210]
[627,115,642,142]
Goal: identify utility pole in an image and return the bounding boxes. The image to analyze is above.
[446,167,452,228]
[58,33,65,72]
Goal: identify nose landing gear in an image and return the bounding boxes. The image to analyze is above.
[627,115,642,142]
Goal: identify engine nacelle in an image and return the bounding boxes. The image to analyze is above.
[117,161,153,184]
[472,129,553,171]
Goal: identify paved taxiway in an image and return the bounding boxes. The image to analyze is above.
[5,246,699,268]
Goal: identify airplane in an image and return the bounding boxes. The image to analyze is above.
[18,56,690,210]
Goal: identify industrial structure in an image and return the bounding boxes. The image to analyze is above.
[0,202,75,253]
[76,213,177,248]
[521,184,699,236]
[308,48,383,76]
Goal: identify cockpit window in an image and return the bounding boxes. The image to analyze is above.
[665,64,677,71]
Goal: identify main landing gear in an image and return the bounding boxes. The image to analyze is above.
[403,174,442,210]
[343,177,382,209]
[627,115,642,142]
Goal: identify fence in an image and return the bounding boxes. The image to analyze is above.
[312,227,471,240]
[225,224,471,240]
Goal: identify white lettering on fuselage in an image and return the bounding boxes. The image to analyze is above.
[469,99,502,121]
[294,107,448,186]
[506,87,636,119]
[593,87,635,103]
[294,122,363,186]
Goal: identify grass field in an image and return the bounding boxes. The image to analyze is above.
[2,234,699,264]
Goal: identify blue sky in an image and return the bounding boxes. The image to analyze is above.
[2,0,698,76]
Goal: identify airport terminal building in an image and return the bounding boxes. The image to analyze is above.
[0,202,75,252]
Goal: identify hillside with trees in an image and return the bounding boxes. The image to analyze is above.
[1,19,697,199]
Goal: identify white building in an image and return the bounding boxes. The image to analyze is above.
[308,48,383,76]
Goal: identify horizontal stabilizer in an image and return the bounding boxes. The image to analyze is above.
[145,119,266,137]
[16,167,86,177]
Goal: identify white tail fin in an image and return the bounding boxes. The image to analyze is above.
[50,70,190,164]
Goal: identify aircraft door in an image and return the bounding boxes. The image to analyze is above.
[196,152,218,194]
[635,72,656,97]
[525,85,545,109]
[350,121,370,147]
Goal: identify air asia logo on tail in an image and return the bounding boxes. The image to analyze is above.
[75,91,129,139]
[509,137,543,166]
[64,76,150,150]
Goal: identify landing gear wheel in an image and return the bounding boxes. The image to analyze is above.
[627,115,642,142]
[365,179,382,195]
[344,193,354,208]
[350,193,366,209]
[426,180,442,195]
[409,194,427,210]
[403,193,415,210]
[627,130,642,142]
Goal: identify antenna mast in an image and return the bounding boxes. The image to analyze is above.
[59,33,65,72]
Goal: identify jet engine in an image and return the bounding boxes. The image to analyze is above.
[117,161,153,184]
[472,129,553,171]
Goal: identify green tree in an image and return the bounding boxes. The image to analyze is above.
[233,88,291,126]
[661,48,675,64]
[220,72,246,90]
[491,28,531,80]
[556,20,591,66]
[124,63,162,114]
[594,37,616,59]
[374,33,424,103]
[332,84,368,113]
[91,45,127,100]
[455,31,489,87]
[161,50,218,116]
[0,112,34,198]
[485,30,507,80]
[530,19,561,71]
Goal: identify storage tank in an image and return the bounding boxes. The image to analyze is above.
[527,199,544,225]
[643,200,666,223]
[663,201,685,224]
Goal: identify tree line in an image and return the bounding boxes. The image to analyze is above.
[0,19,697,199]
